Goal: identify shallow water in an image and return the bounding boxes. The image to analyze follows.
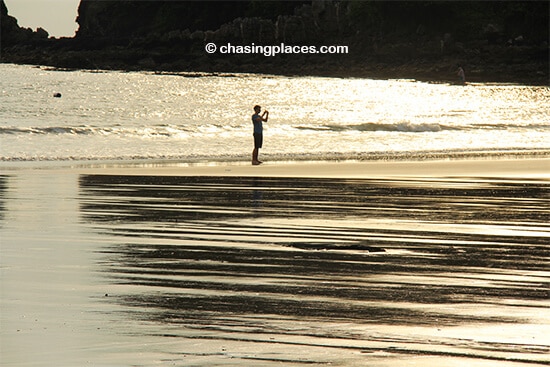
[1,170,548,366]
[1,64,549,162]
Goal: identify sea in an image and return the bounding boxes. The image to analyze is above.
[1,63,549,163]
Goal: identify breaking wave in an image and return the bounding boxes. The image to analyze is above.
[0,126,101,135]
[297,122,451,132]
[2,121,547,138]
[0,125,194,137]
[296,122,549,133]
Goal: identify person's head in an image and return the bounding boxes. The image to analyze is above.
[254,105,261,113]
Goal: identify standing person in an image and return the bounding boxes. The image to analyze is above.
[252,105,268,165]
[457,64,466,85]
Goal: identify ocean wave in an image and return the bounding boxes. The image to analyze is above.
[2,121,547,138]
[296,122,457,133]
[0,125,193,137]
[264,148,550,162]
[0,126,108,135]
[295,122,549,133]
[1,148,548,163]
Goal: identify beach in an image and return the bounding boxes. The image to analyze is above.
[71,156,550,178]
[1,157,549,366]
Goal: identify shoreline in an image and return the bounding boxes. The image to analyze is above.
[2,156,549,179]
[2,60,548,86]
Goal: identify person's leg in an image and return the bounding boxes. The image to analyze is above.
[252,148,259,164]
[256,148,262,164]
[256,134,263,164]
[252,134,263,165]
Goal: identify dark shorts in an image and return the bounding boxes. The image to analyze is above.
[253,133,263,149]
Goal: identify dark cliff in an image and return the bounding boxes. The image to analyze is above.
[1,0,548,84]
[75,1,307,40]
[1,0,49,46]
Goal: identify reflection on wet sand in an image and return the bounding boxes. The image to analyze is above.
[0,175,7,223]
[80,175,549,366]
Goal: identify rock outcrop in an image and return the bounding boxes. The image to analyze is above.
[1,0,49,46]
[1,0,548,85]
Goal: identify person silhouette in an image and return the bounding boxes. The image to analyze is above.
[457,65,466,85]
[251,105,268,165]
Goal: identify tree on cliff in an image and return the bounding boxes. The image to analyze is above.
[348,1,548,44]
[75,0,307,40]
[1,0,547,84]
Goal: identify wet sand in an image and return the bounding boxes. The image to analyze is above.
[1,158,549,366]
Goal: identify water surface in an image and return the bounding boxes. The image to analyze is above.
[1,64,548,162]
[1,171,548,366]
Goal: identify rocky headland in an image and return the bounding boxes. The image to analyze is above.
[1,0,548,85]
